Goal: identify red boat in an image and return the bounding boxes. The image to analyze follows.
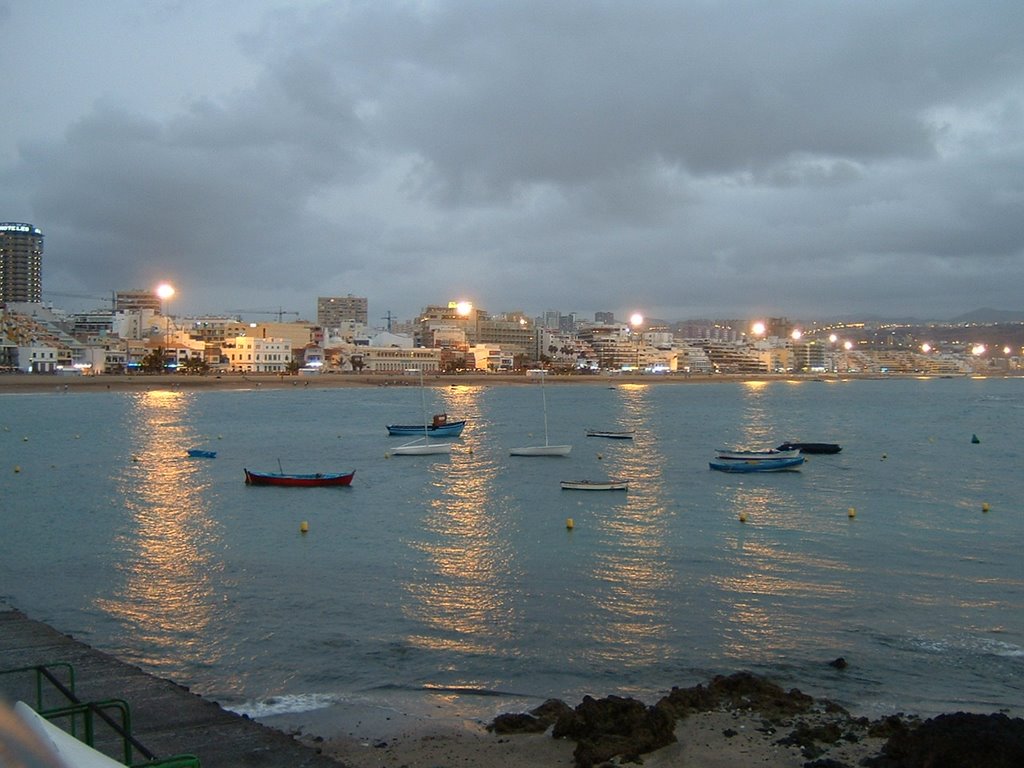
[244,468,355,487]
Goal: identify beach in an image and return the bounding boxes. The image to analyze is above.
[0,369,935,395]
[259,679,898,768]
[261,672,1024,767]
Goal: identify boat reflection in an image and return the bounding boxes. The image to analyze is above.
[403,385,517,656]
[97,390,222,674]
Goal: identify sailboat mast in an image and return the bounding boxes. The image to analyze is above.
[541,374,550,446]
[419,368,430,444]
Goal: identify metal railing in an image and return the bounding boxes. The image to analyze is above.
[0,662,200,767]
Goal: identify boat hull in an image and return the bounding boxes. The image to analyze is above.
[386,420,466,437]
[186,449,217,458]
[715,448,802,461]
[561,480,628,490]
[777,442,842,454]
[390,443,451,455]
[244,469,355,486]
[510,445,572,456]
[709,457,805,473]
[585,430,635,439]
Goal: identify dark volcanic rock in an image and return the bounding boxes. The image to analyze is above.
[488,712,549,734]
[552,694,677,768]
[864,712,1024,768]
[658,671,815,720]
[488,698,574,734]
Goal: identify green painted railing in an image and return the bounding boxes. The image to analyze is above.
[0,662,200,767]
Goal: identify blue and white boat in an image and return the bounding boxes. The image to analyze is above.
[386,413,466,437]
[709,456,805,473]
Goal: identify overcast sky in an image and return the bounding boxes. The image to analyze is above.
[3,1,1023,323]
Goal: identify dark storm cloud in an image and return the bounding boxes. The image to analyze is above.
[4,0,1024,319]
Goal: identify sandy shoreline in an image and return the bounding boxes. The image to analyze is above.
[255,681,897,768]
[0,370,976,394]
[257,674,1024,767]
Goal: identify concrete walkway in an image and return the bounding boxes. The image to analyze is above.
[0,607,347,767]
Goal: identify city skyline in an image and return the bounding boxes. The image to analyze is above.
[3,3,1024,321]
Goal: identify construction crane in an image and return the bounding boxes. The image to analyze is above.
[42,291,115,308]
[230,308,302,322]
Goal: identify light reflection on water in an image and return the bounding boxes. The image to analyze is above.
[404,385,517,660]
[585,385,677,668]
[96,391,222,673]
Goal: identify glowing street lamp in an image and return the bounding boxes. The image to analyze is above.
[155,283,175,369]
[630,313,644,371]
[751,321,766,337]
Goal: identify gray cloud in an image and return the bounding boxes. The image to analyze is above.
[3,0,1023,321]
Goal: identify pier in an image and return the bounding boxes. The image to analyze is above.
[0,607,344,767]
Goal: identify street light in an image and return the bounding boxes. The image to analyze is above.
[156,283,175,370]
[630,313,643,371]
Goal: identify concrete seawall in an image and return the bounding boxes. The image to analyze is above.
[0,607,346,767]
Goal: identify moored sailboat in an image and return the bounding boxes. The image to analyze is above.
[391,370,451,456]
[510,373,571,456]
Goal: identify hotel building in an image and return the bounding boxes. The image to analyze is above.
[0,222,44,303]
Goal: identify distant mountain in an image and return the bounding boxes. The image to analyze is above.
[949,308,1024,324]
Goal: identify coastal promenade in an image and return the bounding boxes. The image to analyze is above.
[0,605,345,767]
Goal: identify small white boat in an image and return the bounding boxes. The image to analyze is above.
[511,444,572,457]
[715,447,801,461]
[511,373,572,457]
[560,479,629,491]
[390,441,451,456]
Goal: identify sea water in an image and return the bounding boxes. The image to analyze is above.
[1,376,1022,723]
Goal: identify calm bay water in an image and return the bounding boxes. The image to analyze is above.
[1,376,1022,722]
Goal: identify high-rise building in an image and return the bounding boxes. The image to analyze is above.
[0,222,43,303]
[317,295,368,327]
[115,289,162,313]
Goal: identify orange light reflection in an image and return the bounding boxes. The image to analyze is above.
[584,384,677,668]
[403,386,517,656]
[97,391,220,672]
